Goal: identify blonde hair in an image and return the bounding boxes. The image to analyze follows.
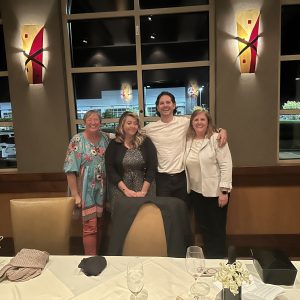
[187,110,214,140]
[115,111,146,148]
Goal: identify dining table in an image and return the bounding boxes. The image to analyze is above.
[0,255,299,300]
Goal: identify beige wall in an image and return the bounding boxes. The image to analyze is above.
[0,0,70,173]
[0,0,293,172]
[215,0,280,167]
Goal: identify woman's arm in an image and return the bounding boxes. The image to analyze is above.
[214,134,232,207]
[66,173,82,207]
[135,137,158,197]
[118,181,138,197]
[216,128,228,147]
[142,137,158,183]
[105,140,123,185]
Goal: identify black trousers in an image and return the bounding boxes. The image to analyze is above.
[190,190,228,258]
[156,171,190,208]
[107,196,193,257]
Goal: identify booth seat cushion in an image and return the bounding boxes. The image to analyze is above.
[10,197,74,255]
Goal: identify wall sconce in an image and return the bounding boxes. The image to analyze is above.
[187,81,199,100]
[235,10,261,73]
[21,25,45,84]
[120,82,133,103]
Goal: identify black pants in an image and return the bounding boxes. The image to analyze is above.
[156,171,190,208]
[190,190,228,258]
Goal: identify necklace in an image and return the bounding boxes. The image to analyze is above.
[193,138,204,149]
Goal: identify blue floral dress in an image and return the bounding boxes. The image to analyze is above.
[64,132,109,221]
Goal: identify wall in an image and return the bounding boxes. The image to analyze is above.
[0,0,298,172]
[215,0,280,166]
[0,0,70,173]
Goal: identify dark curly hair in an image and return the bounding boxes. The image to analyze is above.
[155,91,178,117]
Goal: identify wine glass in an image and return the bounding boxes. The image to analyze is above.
[127,260,144,299]
[185,246,210,299]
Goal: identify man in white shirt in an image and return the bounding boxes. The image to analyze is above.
[144,91,227,205]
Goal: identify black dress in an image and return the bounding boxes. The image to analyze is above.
[109,147,156,212]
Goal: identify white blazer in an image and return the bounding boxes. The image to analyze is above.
[184,133,232,197]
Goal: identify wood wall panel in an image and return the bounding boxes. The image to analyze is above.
[227,186,300,234]
[1,166,300,239]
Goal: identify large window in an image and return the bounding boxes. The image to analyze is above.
[140,12,209,64]
[143,67,209,116]
[62,0,214,135]
[0,23,17,169]
[280,4,300,160]
[69,18,136,67]
[73,71,138,119]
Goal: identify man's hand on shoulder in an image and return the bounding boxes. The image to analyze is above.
[216,128,227,147]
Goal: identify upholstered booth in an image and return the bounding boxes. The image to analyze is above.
[122,203,168,256]
[10,197,74,255]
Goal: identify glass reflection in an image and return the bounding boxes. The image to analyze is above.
[0,126,17,168]
[68,0,134,14]
[139,0,208,9]
[281,5,300,55]
[69,18,136,67]
[143,67,209,116]
[280,61,300,109]
[73,72,138,119]
[279,115,300,160]
[0,25,7,71]
[140,12,209,64]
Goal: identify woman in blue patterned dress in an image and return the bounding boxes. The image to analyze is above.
[64,110,109,255]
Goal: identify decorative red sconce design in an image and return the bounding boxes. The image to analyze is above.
[236,10,261,73]
[21,25,45,84]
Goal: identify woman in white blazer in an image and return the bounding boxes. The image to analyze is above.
[184,107,232,258]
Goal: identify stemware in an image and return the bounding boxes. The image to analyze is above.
[185,246,210,299]
[127,260,144,300]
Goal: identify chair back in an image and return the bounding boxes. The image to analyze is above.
[122,203,167,256]
[10,197,74,255]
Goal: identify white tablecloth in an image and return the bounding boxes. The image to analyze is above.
[0,256,299,300]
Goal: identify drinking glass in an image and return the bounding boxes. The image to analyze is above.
[127,260,144,299]
[185,246,210,299]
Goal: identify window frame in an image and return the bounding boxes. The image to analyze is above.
[61,0,215,136]
[279,0,300,163]
[0,19,17,171]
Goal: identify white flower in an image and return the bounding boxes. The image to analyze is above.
[214,261,251,296]
[193,105,208,112]
[91,149,97,156]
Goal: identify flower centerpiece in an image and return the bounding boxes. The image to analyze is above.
[214,261,251,299]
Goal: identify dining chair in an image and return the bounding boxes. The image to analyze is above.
[122,203,168,257]
[10,197,74,255]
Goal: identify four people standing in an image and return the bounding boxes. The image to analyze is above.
[64,92,232,258]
